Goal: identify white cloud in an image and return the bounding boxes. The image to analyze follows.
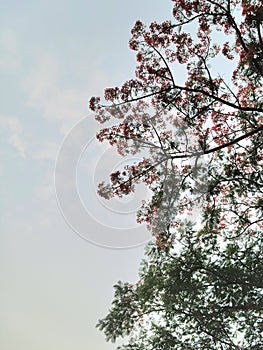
[23,53,109,134]
[0,114,26,157]
[33,163,56,202]
[34,182,54,201]
[0,30,21,71]
[31,141,59,161]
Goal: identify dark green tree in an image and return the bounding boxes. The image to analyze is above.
[97,231,263,349]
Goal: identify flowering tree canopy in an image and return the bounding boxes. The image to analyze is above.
[90,0,263,348]
[91,0,263,239]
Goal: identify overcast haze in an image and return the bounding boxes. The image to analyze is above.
[0,1,173,349]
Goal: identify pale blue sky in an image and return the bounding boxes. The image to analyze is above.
[0,1,173,349]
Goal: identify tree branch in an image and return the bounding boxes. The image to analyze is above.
[171,124,263,159]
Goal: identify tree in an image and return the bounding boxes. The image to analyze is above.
[97,232,263,349]
[90,0,263,348]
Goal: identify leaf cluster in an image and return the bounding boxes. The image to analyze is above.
[97,232,263,349]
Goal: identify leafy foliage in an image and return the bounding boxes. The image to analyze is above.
[91,0,263,238]
[97,232,263,349]
[90,0,263,348]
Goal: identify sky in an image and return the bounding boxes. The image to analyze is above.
[0,1,173,349]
